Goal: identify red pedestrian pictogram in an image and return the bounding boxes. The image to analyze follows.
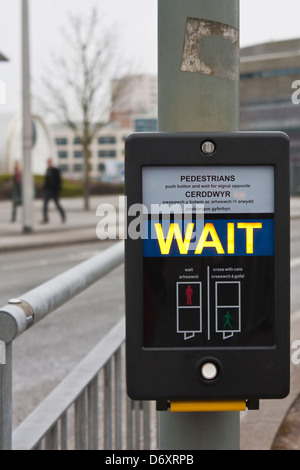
[185,285,193,305]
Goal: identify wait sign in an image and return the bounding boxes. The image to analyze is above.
[125,132,290,407]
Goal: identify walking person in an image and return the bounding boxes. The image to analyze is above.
[11,161,22,222]
[41,157,66,224]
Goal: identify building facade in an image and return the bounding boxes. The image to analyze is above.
[52,122,130,181]
[240,39,300,194]
[110,74,157,123]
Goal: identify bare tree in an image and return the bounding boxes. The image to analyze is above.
[38,7,127,210]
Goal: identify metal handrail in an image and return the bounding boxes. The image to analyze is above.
[0,241,124,343]
[0,241,134,450]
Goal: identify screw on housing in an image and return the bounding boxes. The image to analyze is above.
[201,141,215,155]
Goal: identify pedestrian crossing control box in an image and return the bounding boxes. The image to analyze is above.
[125,132,290,410]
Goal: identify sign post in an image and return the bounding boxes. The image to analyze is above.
[158,0,240,450]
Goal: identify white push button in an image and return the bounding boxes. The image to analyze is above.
[201,362,218,380]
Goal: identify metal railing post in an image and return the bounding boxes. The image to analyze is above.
[114,348,122,449]
[157,0,240,450]
[0,342,12,450]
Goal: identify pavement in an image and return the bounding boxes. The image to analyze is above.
[1,195,300,450]
[0,194,123,252]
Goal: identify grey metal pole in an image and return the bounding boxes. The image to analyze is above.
[0,343,12,450]
[158,0,239,133]
[157,0,240,450]
[22,0,34,233]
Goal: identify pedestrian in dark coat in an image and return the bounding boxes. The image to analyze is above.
[11,161,22,222]
[41,157,66,223]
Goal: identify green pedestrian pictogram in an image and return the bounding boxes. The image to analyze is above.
[223,311,233,329]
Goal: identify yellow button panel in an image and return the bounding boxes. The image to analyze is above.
[170,400,246,412]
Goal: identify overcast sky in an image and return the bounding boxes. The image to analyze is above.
[0,0,300,113]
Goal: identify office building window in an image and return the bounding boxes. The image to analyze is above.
[59,164,69,172]
[98,150,116,158]
[73,164,82,172]
[74,150,92,158]
[58,151,68,159]
[98,136,116,144]
[55,137,68,145]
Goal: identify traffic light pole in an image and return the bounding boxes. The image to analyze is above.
[157,0,240,450]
